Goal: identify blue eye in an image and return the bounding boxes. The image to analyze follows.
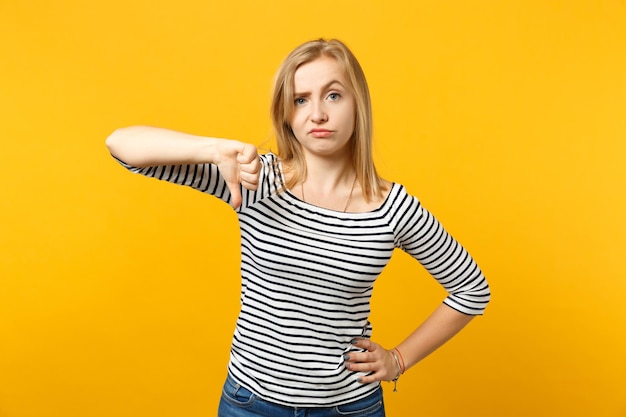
[328,93,340,101]
[294,97,306,105]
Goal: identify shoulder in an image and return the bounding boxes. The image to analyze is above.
[383,181,425,217]
[259,152,278,165]
[258,152,281,174]
[258,152,285,188]
[384,180,417,200]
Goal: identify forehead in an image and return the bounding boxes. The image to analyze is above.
[293,56,347,90]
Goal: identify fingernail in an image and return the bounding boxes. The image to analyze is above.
[350,339,359,344]
[343,354,350,361]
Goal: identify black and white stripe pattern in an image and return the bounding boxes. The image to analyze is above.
[118,153,490,407]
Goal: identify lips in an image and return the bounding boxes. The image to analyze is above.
[309,129,333,138]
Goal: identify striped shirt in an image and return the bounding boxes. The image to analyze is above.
[117,152,490,407]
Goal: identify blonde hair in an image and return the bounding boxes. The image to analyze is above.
[270,38,383,202]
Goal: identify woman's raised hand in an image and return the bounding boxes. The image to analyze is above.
[214,140,260,209]
[105,127,261,209]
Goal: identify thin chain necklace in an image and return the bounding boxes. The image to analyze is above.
[301,174,358,213]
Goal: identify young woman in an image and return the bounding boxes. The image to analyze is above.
[106,38,490,417]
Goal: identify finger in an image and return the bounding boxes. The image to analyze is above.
[241,180,258,191]
[226,179,242,209]
[345,359,377,373]
[239,171,259,190]
[352,337,377,352]
[237,144,258,165]
[238,159,261,174]
[239,166,257,177]
[345,361,386,384]
[357,372,384,384]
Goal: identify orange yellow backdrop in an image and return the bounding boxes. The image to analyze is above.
[1,1,625,416]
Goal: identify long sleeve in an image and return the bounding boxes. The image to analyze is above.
[111,153,282,211]
[391,188,491,315]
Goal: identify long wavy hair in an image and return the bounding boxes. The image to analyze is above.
[270,38,383,202]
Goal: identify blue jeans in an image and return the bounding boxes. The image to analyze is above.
[217,374,385,417]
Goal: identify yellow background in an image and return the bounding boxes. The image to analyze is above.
[1,1,625,416]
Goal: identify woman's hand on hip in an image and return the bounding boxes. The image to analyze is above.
[344,338,401,383]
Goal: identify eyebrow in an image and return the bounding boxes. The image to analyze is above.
[294,80,346,96]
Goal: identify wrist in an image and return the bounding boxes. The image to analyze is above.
[393,347,406,374]
[202,137,226,164]
[389,348,404,392]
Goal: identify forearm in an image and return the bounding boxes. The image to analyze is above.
[395,303,475,371]
[105,126,226,167]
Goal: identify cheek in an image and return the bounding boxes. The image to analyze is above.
[290,111,307,131]
[343,101,356,124]
[288,115,304,140]
[343,108,357,130]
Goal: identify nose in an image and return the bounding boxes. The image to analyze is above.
[310,101,328,123]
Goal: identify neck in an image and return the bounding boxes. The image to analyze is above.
[302,153,354,190]
[301,171,357,213]
[297,152,357,211]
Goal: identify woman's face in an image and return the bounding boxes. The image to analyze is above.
[290,56,356,160]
